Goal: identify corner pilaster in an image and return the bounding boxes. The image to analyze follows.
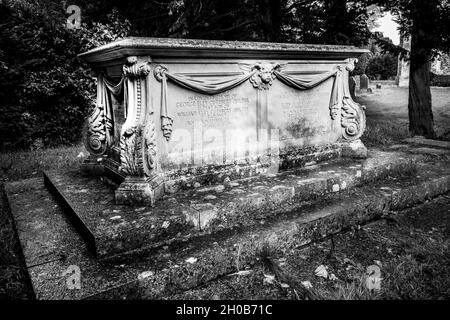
[115,56,164,206]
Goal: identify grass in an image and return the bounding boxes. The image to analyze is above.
[170,193,450,300]
[0,184,34,299]
[0,143,85,299]
[0,144,85,182]
[361,120,410,148]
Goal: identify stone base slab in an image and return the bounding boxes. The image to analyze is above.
[33,150,421,260]
[115,176,165,206]
[5,157,450,299]
[404,137,450,150]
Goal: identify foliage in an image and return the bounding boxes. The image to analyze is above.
[0,0,130,150]
[353,52,373,75]
[0,0,381,151]
[366,54,398,80]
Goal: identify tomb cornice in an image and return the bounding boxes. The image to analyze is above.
[79,37,370,64]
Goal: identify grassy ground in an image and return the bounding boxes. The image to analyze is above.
[0,144,85,182]
[0,144,85,299]
[170,194,450,300]
[0,184,34,299]
[356,86,450,140]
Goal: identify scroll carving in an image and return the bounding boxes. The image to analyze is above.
[123,56,151,78]
[85,103,112,154]
[340,58,366,141]
[84,73,117,155]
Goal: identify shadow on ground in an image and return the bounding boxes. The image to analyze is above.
[168,193,450,300]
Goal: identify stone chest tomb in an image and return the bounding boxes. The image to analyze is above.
[79,37,368,206]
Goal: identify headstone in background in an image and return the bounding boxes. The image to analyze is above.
[354,75,361,91]
[396,36,410,87]
[349,76,356,100]
[360,74,369,91]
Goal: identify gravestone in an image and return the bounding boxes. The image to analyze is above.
[360,74,369,91]
[349,76,357,99]
[79,37,368,205]
[354,75,361,91]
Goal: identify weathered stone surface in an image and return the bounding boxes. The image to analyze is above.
[40,150,418,259]
[78,37,368,204]
[341,139,368,159]
[409,147,450,156]
[6,158,450,299]
[404,137,450,149]
[360,74,369,91]
[114,177,164,206]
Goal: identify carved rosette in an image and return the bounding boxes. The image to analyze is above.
[340,58,366,141]
[153,65,167,82]
[250,63,280,90]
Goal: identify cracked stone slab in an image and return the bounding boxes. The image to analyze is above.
[39,150,420,259]
[5,159,450,299]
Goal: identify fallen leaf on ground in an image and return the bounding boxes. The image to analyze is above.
[263,274,275,284]
[343,258,356,266]
[301,281,313,289]
[228,270,253,277]
[314,265,328,278]
[185,257,197,264]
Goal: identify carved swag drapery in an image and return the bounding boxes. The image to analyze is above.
[153,64,342,140]
[86,63,342,154]
[85,73,125,154]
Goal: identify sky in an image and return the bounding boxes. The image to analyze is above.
[372,12,400,45]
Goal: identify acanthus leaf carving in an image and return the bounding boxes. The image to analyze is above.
[119,126,144,176]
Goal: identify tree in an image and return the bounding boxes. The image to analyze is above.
[0,0,130,149]
[366,54,398,80]
[376,0,450,138]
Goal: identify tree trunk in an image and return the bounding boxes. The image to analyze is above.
[407,2,436,138]
[259,0,282,42]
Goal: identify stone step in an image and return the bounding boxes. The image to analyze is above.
[5,158,450,299]
[404,137,450,150]
[43,150,416,259]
